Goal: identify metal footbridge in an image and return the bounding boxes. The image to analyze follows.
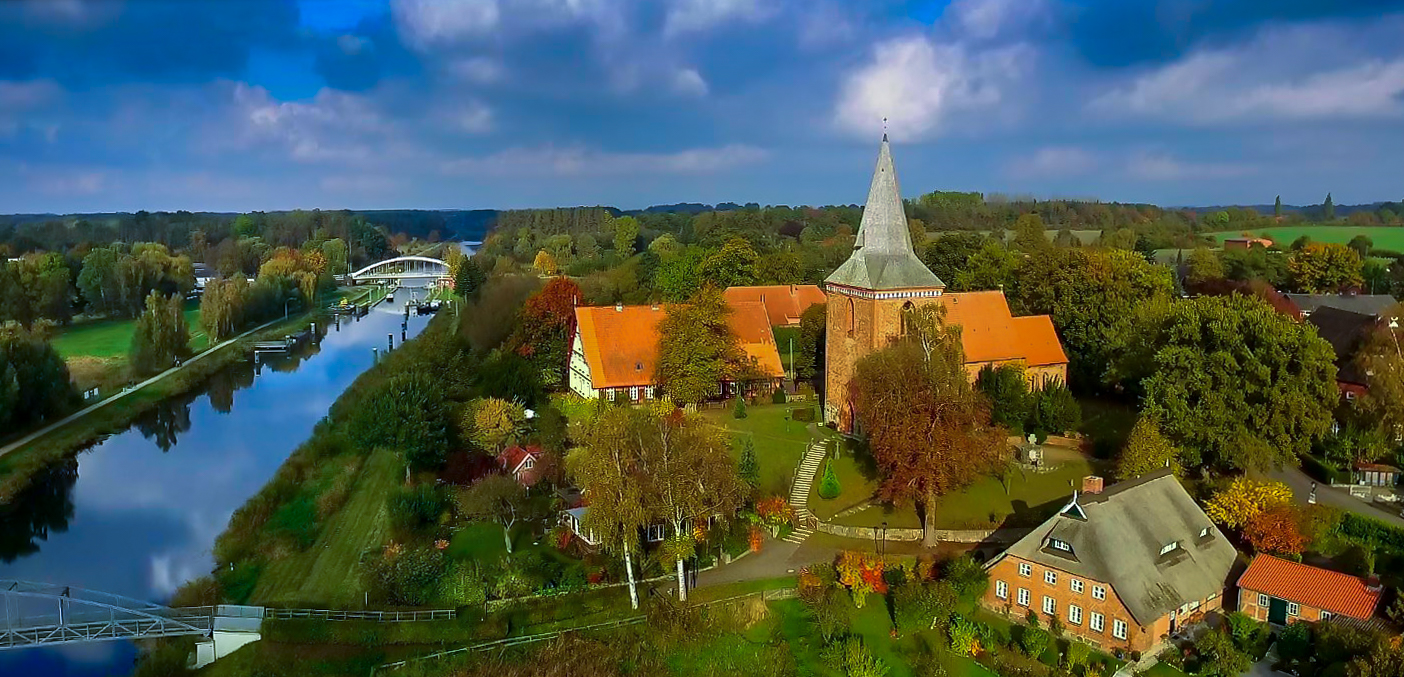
[0,580,227,649]
[348,256,449,284]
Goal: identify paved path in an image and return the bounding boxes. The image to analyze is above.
[0,316,287,460]
[1264,465,1404,528]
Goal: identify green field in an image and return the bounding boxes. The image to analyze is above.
[51,303,208,359]
[1208,225,1404,251]
[703,402,828,498]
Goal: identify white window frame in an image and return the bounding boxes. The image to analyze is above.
[646,524,665,542]
[1045,571,1058,585]
[522,457,534,470]
[1089,612,1104,633]
[1112,619,1128,640]
[1092,585,1106,601]
[1070,579,1084,594]
[1199,526,1211,538]
[1320,611,1333,621]
[1159,541,1178,556]
[1258,593,1269,608]
[996,581,1008,599]
[1288,602,1300,616]
[1017,588,1030,607]
[1018,562,1032,578]
[1069,605,1083,625]
[1049,538,1072,552]
[1043,596,1057,615]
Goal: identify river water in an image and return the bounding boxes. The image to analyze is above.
[0,300,433,676]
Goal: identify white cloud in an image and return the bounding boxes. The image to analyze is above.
[457,100,495,133]
[671,68,709,97]
[945,0,1048,41]
[1092,21,1404,125]
[1007,146,1096,179]
[442,143,767,177]
[392,0,501,48]
[448,56,504,83]
[833,35,1026,140]
[227,84,395,164]
[664,0,772,37]
[1125,151,1256,181]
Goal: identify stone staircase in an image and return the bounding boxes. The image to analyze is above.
[785,440,830,544]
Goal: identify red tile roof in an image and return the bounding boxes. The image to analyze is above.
[937,291,1069,367]
[723,285,826,327]
[1238,555,1382,620]
[497,444,541,473]
[574,300,784,390]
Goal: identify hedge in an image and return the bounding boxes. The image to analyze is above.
[1336,512,1404,554]
[1301,455,1344,485]
[791,406,815,423]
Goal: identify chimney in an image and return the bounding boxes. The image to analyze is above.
[615,303,623,312]
[1082,476,1104,495]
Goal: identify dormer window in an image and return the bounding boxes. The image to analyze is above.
[1159,541,1179,556]
[1049,538,1073,554]
[1198,527,1211,539]
[522,457,534,470]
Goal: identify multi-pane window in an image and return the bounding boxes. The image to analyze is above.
[1043,596,1056,615]
[1070,579,1084,594]
[1092,585,1106,601]
[996,581,1008,600]
[1044,571,1058,585]
[1089,612,1104,632]
[1159,541,1179,555]
[1069,605,1083,625]
[1258,593,1269,608]
[1018,562,1032,578]
[1112,619,1128,640]
[1288,602,1300,616]
[1017,588,1030,606]
[1321,611,1333,621]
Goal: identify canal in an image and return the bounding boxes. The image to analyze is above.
[0,299,434,676]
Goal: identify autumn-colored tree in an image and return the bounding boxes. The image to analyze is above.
[655,287,754,407]
[469,397,527,451]
[1204,478,1293,530]
[199,276,248,342]
[454,474,533,555]
[634,402,747,601]
[754,496,795,535]
[533,250,559,275]
[567,406,650,609]
[836,551,886,608]
[850,305,1008,546]
[514,277,582,388]
[1357,317,1404,440]
[129,291,190,376]
[1288,242,1363,293]
[1244,505,1307,556]
[1116,416,1181,480]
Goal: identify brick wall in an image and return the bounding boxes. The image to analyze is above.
[983,554,1152,655]
[1238,587,1329,623]
[823,289,949,431]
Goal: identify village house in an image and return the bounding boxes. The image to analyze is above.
[497,444,544,488]
[822,136,1068,431]
[567,300,785,402]
[1223,236,1274,250]
[981,470,1238,657]
[1237,554,1383,625]
[722,284,826,329]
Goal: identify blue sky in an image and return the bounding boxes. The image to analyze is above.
[2,0,1404,213]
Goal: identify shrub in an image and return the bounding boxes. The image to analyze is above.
[733,397,748,419]
[772,389,787,404]
[948,617,982,656]
[1020,626,1051,659]
[1064,641,1090,671]
[1193,627,1251,677]
[267,494,318,550]
[942,555,989,606]
[893,580,958,633]
[826,637,889,677]
[1277,621,1312,664]
[1302,454,1344,484]
[1225,611,1270,655]
[217,562,262,605]
[439,562,489,608]
[388,484,447,535]
[1337,512,1404,555]
[818,461,842,499]
[792,406,815,422]
[364,543,448,605]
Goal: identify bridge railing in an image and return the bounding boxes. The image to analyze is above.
[264,608,456,622]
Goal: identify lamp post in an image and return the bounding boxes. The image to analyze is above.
[880,521,888,559]
[284,298,295,319]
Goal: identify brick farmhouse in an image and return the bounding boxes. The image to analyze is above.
[1237,554,1383,625]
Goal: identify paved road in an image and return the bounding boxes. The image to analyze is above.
[0,316,286,460]
[1264,465,1404,528]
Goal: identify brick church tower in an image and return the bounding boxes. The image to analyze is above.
[824,136,947,431]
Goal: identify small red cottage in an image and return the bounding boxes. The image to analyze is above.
[497,444,544,488]
[1237,555,1383,625]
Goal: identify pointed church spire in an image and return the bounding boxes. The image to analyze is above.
[826,135,945,291]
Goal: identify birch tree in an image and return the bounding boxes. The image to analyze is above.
[569,407,650,609]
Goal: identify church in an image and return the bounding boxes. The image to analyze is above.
[823,137,1068,432]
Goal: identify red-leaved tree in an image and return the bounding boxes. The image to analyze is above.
[1243,505,1307,556]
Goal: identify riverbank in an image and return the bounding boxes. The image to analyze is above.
[0,311,324,503]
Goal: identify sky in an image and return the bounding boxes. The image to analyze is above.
[2,0,1404,213]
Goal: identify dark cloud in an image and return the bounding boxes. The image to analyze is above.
[0,0,302,85]
[1067,0,1404,67]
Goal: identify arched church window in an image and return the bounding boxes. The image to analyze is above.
[900,301,915,335]
[847,298,855,337]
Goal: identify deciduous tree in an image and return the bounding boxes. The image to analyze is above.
[1204,478,1292,530]
[1135,295,1336,471]
[1186,247,1225,286]
[1011,213,1049,252]
[850,305,1008,546]
[1289,243,1363,293]
[655,288,753,407]
[612,216,640,255]
[454,474,533,555]
[568,406,651,609]
[470,397,527,452]
[1244,505,1307,556]
[532,250,559,275]
[975,363,1028,431]
[796,303,827,383]
[129,291,190,376]
[697,237,758,288]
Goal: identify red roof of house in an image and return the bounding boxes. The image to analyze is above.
[723,285,826,327]
[1237,555,1382,620]
[497,444,541,474]
[937,291,1069,367]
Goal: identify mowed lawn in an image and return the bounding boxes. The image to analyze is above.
[51,303,208,360]
[252,448,400,607]
[1208,225,1404,251]
[703,402,824,498]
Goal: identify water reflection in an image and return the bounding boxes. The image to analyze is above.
[0,457,77,563]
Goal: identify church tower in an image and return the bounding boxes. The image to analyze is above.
[824,136,947,431]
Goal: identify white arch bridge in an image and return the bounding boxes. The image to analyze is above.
[0,580,220,649]
[348,255,449,284]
